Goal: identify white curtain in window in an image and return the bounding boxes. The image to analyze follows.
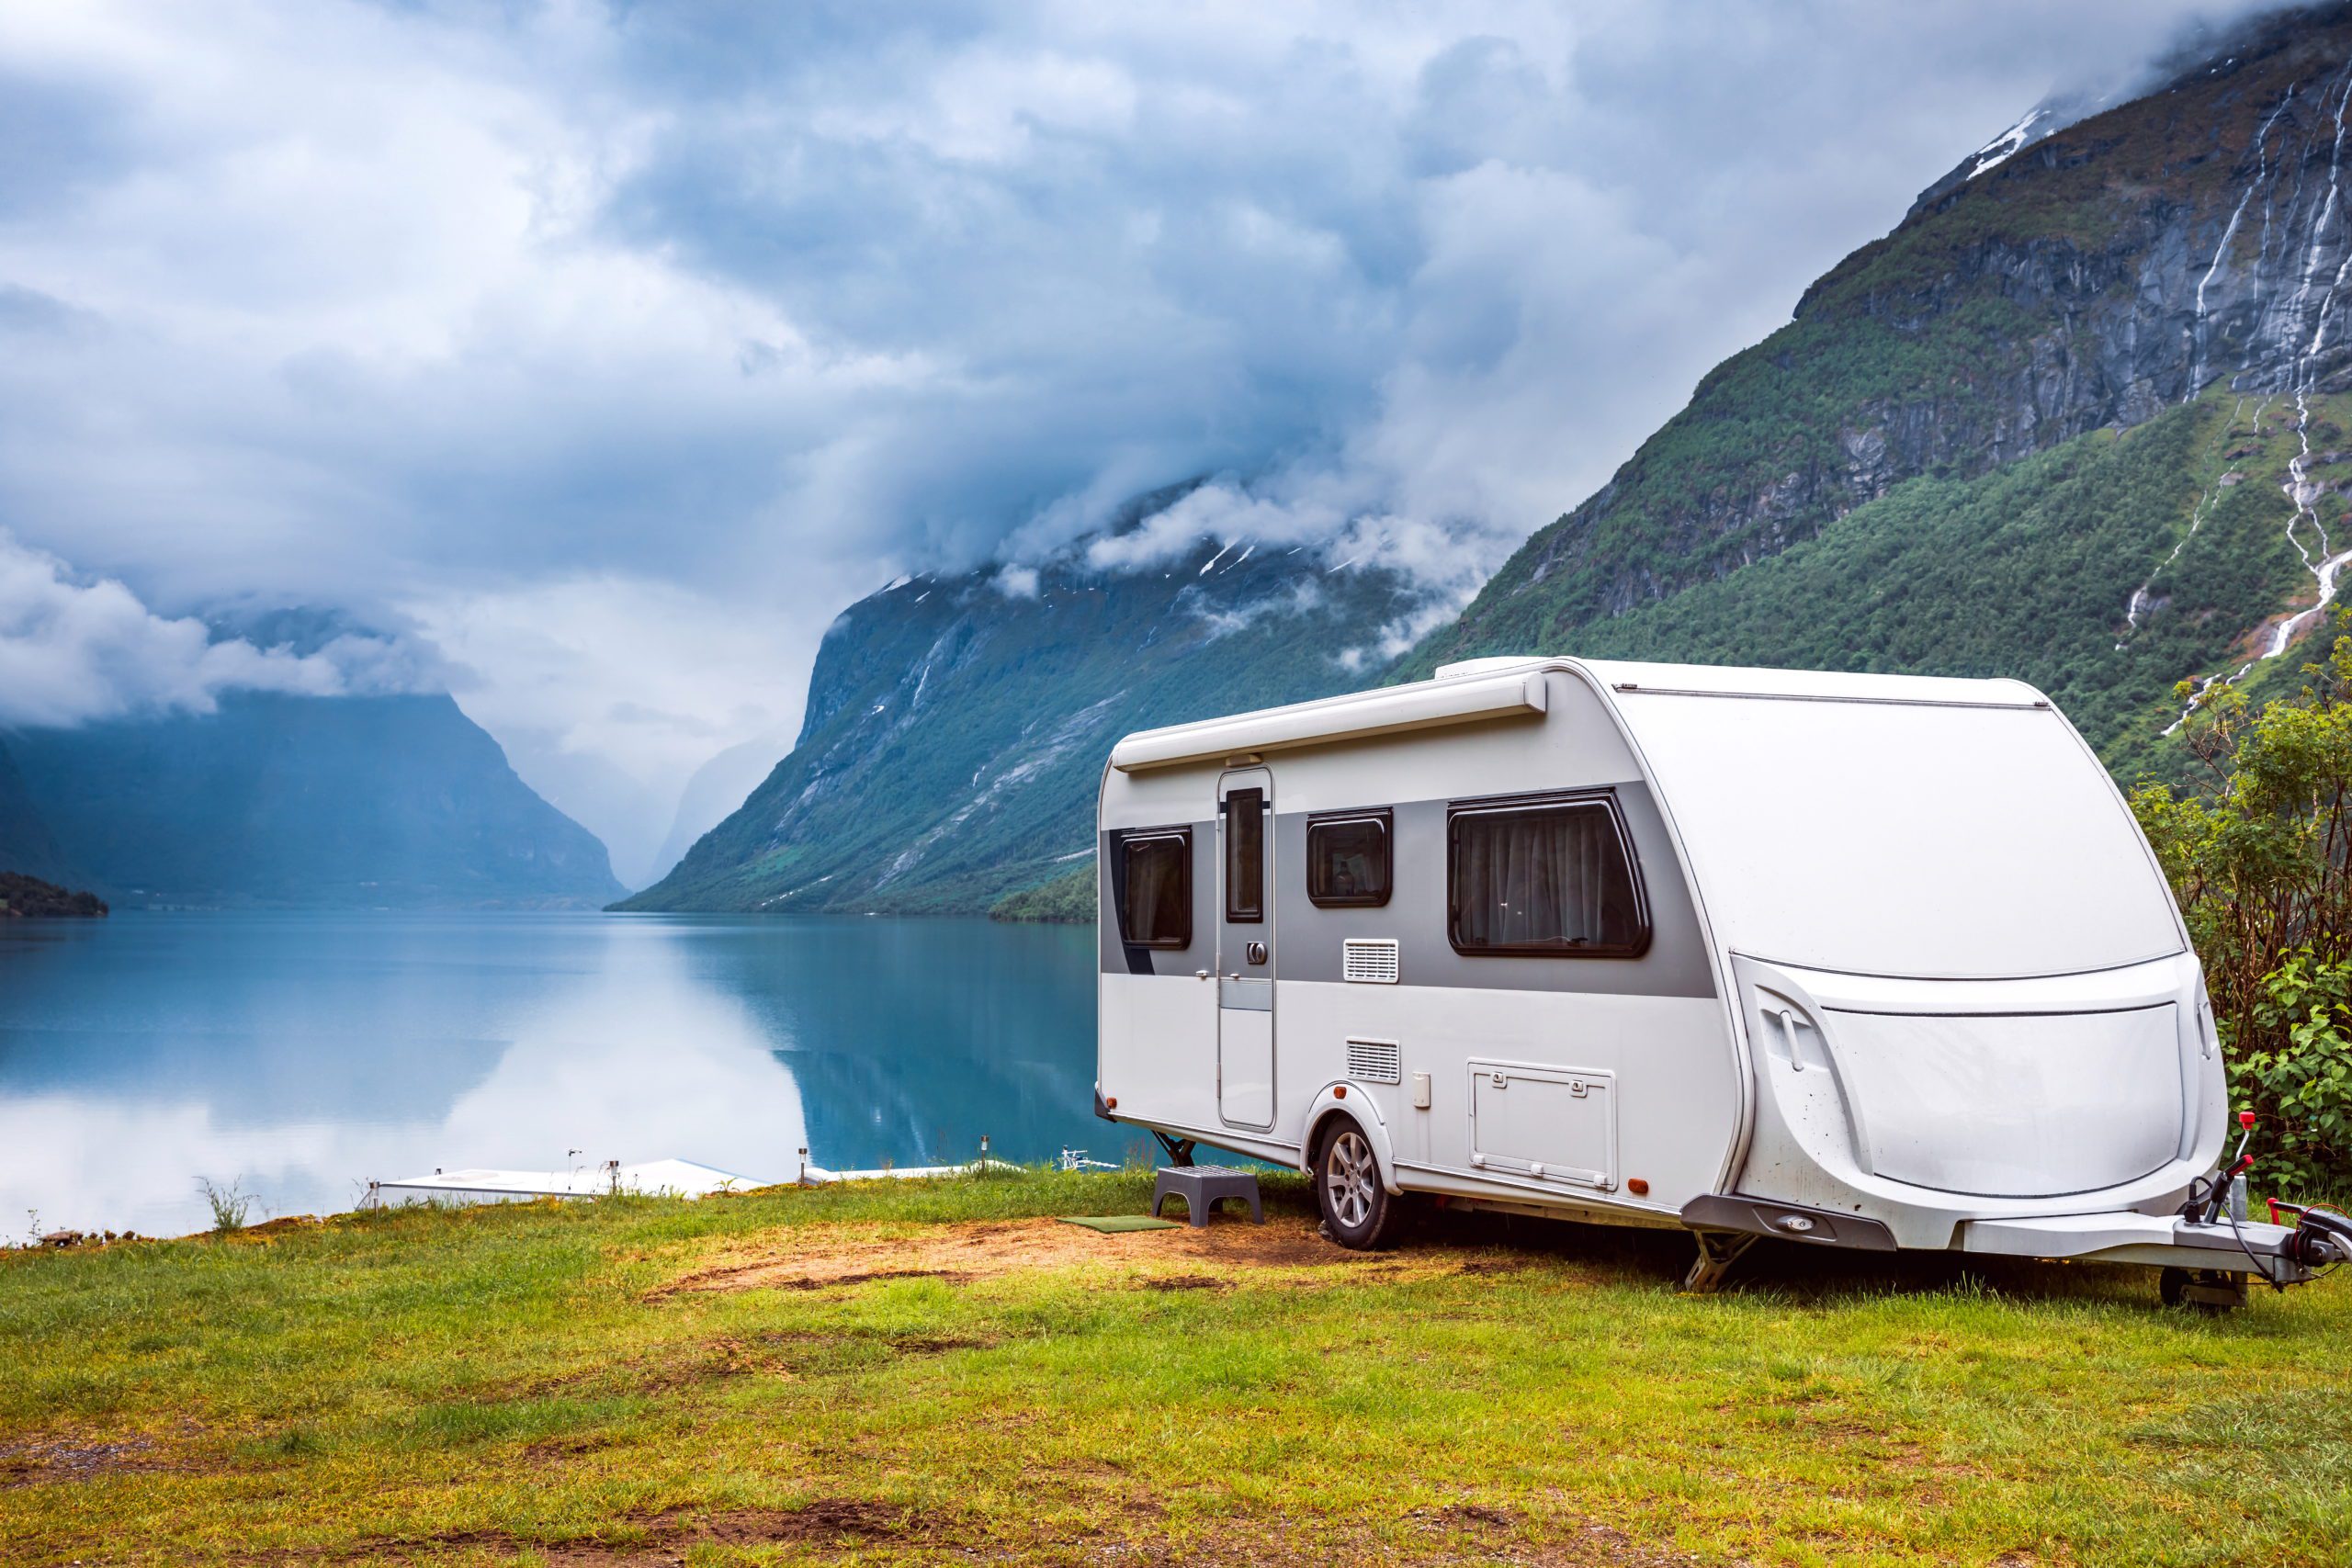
[1459,807,1616,948]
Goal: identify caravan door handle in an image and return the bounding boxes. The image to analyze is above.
[1777,1009,1803,1072]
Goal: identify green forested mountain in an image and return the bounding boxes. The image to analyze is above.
[1555,389,2338,772]
[6,693,623,909]
[1402,5,2352,772]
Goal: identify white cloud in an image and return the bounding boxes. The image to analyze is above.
[0,528,406,728]
[0,0,2307,852]
[406,573,823,887]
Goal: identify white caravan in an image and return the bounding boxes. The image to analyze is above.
[1092,656,2352,1305]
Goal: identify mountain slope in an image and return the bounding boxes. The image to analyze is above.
[6,693,624,908]
[1565,388,2339,763]
[1405,5,2352,742]
[622,508,1431,915]
[0,736,74,885]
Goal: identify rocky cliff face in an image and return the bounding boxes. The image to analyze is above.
[1410,5,2352,675]
[624,495,1435,914]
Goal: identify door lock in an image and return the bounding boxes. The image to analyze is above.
[1245,941,1268,966]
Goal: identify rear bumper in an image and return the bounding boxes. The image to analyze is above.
[1683,1198,2321,1283]
[1958,1211,2318,1280]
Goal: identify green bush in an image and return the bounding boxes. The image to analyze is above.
[2131,624,2352,1192]
[2243,955,2352,1192]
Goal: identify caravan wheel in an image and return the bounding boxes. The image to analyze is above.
[1316,1123,1399,1250]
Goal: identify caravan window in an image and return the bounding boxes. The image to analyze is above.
[1118,829,1193,949]
[1306,809,1392,908]
[1224,788,1265,922]
[1448,794,1649,958]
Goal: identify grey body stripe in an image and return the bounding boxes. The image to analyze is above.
[1101,784,1713,1000]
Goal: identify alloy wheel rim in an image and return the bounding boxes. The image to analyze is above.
[1327,1131,1374,1228]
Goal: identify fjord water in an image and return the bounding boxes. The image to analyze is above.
[0,913,1105,1238]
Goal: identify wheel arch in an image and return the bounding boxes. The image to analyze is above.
[1299,1086,1402,1196]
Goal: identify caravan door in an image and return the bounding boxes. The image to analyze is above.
[1216,767,1275,1130]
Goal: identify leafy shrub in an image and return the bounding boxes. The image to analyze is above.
[2242,955,2352,1188]
[2131,625,2352,1192]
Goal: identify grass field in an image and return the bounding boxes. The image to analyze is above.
[4,1170,2349,1566]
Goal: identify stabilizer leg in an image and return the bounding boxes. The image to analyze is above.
[1153,1132,1197,1168]
[1681,1231,1756,1295]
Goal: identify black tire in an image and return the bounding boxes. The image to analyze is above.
[1315,1120,1402,1250]
[2159,1266,2189,1308]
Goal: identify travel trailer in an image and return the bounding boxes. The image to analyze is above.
[1092,656,2352,1306]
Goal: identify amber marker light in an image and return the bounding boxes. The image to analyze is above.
[1627,1179,1650,1196]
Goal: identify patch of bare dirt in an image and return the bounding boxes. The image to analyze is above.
[520,1431,620,1462]
[703,1500,907,1544]
[317,1501,919,1564]
[1140,1274,1230,1292]
[1412,1502,1516,1529]
[242,1215,324,1237]
[649,1214,1461,1300]
[1086,1511,1728,1568]
[288,1500,1733,1566]
[1455,1256,1544,1277]
[883,1335,989,1355]
[0,1436,175,1487]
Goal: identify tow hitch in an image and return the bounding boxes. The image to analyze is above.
[2165,1111,2352,1309]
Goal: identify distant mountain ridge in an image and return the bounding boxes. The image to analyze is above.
[1,623,624,907]
[0,736,74,886]
[622,495,1434,915]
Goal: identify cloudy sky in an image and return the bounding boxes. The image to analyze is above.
[0,0,2298,883]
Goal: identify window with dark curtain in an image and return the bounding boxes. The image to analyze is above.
[1224,788,1264,922]
[1449,798,1647,956]
[1306,810,1391,908]
[1120,830,1191,948]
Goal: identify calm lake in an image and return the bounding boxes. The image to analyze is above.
[0,912,1114,1238]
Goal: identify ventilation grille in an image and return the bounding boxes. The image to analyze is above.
[1346,1038,1403,1084]
[1342,938,1400,984]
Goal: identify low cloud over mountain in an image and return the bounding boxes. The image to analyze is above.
[0,0,2308,858]
[0,529,424,728]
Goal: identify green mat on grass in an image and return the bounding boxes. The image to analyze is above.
[1057,1214,1180,1233]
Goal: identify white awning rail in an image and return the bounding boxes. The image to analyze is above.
[1109,669,1548,773]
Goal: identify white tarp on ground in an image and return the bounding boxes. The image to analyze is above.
[372,1157,763,1203]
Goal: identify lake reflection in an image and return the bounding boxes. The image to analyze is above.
[0,912,1112,1237]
